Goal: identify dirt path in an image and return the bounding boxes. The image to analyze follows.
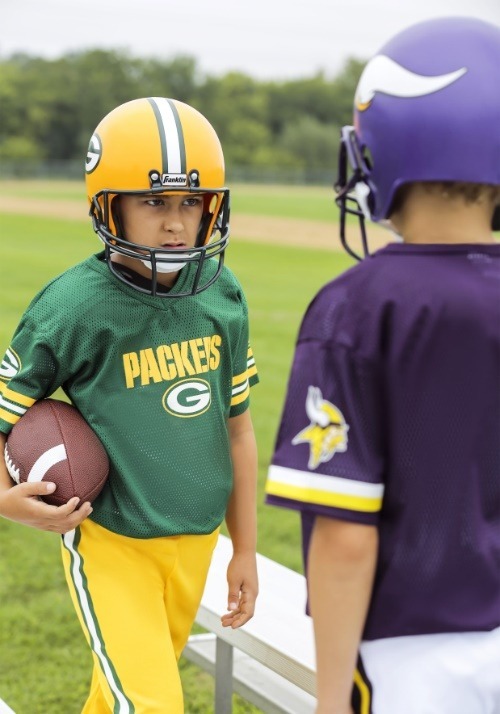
[0,195,391,252]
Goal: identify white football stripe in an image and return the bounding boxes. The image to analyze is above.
[151,97,182,173]
[27,444,67,482]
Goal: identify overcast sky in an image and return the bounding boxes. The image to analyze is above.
[1,0,499,80]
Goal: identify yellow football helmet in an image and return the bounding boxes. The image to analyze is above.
[85,97,229,297]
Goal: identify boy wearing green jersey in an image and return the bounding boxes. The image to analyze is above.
[0,97,259,712]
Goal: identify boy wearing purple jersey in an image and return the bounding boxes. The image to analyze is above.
[265,17,500,714]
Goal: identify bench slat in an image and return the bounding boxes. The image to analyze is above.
[184,634,316,714]
[193,535,316,696]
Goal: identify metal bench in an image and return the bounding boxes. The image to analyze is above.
[182,535,317,713]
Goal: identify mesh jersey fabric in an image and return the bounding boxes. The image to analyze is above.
[265,242,500,639]
[0,252,258,538]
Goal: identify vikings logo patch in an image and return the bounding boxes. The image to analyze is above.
[292,386,349,470]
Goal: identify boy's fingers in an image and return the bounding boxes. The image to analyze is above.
[227,595,240,611]
[19,481,56,497]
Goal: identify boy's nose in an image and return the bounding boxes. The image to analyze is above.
[162,211,183,233]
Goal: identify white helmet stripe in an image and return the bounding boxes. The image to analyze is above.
[149,97,185,174]
[355,55,467,109]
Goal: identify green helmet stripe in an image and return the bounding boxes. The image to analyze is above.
[148,97,186,175]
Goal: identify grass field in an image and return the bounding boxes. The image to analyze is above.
[0,182,354,713]
[0,180,340,222]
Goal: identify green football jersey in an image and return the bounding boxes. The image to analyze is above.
[0,253,258,538]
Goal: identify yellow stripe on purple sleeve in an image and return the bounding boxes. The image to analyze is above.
[265,465,384,513]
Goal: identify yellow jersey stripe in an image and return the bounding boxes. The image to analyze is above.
[246,365,258,379]
[0,382,36,408]
[354,668,372,714]
[0,407,20,425]
[266,479,382,512]
[232,371,249,387]
[230,385,250,406]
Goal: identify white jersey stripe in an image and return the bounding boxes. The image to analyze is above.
[0,394,26,415]
[150,97,182,174]
[268,464,384,499]
[231,379,249,396]
[63,530,132,713]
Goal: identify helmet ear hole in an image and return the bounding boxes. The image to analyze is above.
[196,212,214,247]
[110,195,124,239]
[362,147,373,172]
[203,193,218,213]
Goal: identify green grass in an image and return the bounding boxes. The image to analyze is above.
[0,179,342,222]
[0,179,87,202]
[0,205,353,713]
[229,184,340,222]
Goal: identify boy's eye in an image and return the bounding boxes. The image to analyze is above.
[184,196,202,207]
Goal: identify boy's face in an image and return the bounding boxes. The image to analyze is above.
[113,192,204,285]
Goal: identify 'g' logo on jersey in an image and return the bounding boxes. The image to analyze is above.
[162,378,211,418]
[0,348,21,381]
[292,386,349,470]
[86,133,102,174]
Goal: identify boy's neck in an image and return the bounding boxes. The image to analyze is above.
[390,185,496,245]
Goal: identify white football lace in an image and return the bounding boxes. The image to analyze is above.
[4,444,21,484]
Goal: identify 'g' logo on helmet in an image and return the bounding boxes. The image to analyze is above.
[86,133,102,174]
[162,378,211,418]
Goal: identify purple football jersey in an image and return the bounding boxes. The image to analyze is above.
[266,243,500,640]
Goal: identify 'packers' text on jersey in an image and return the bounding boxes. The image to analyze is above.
[122,334,222,389]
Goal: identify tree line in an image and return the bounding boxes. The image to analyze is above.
[0,50,365,180]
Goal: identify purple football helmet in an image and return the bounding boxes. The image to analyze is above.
[335,17,500,260]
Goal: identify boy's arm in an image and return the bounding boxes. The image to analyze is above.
[0,431,93,533]
[221,408,259,629]
[308,516,378,714]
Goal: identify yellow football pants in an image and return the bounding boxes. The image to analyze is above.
[61,519,219,713]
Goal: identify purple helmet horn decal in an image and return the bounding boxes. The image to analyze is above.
[335,16,500,260]
[355,56,467,111]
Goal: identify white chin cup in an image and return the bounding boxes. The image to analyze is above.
[140,253,189,274]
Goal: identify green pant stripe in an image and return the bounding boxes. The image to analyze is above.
[62,529,135,713]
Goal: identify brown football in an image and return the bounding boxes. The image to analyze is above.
[4,398,109,506]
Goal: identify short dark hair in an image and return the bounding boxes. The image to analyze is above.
[391,182,500,216]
